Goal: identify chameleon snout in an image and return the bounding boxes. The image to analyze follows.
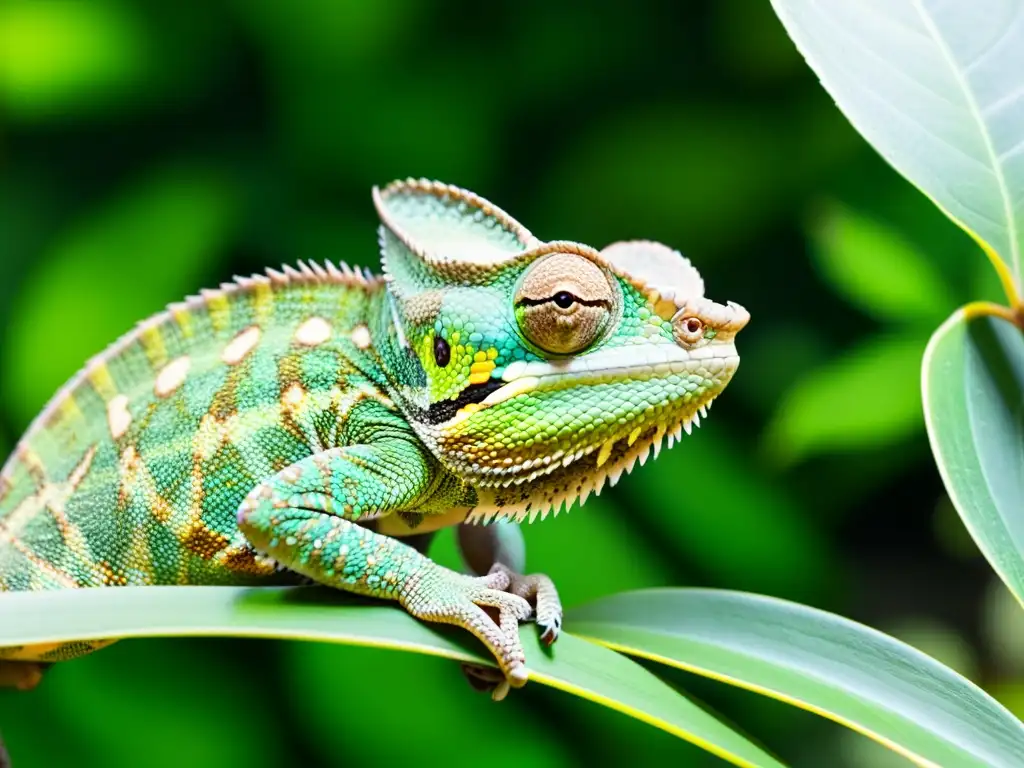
[671,298,749,347]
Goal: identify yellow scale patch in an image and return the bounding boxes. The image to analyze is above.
[54,396,85,426]
[468,347,498,385]
[251,280,274,326]
[171,305,194,340]
[86,363,119,400]
[205,291,232,334]
[139,325,169,368]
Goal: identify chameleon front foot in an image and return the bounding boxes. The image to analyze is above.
[453,564,562,701]
[399,564,532,693]
[487,563,563,645]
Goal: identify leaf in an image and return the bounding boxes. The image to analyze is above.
[568,588,1024,768]
[0,586,786,768]
[770,0,1024,299]
[807,202,953,325]
[922,308,1024,606]
[763,331,927,466]
[0,1,150,120]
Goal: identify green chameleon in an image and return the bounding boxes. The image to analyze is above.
[0,178,748,705]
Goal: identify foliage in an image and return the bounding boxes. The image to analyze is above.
[2,1,1024,767]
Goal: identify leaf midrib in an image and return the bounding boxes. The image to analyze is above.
[912,0,1021,287]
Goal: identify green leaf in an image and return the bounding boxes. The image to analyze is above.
[922,309,1024,606]
[770,0,1024,297]
[807,202,953,325]
[0,1,150,120]
[568,588,1024,768]
[762,331,927,466]
[0,586,785,768]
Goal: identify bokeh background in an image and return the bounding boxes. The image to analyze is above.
[1,1,1022,766]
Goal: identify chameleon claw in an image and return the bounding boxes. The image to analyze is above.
[459,661,525,702]
[507,662,529,687]
[539,615,562,646]
[487,563,563,647]
[491,678,512,702]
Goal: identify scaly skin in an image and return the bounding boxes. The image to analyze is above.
[0,179,748,699]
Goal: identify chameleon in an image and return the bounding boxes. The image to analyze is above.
[0,178,748,705]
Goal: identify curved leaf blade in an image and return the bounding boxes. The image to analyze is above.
[806,201,953,325]
[769,0,1024,296]
[568,588,1024,768]
[922,308,1024,604]
[0,586,785,768]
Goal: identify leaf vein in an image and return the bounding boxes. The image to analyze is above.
[912,0,1022,288]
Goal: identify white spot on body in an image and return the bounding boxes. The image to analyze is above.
[295,317,332,346]
[107,395,132,439]
[283,382,306,410]
[154,356,191,398]
[350,324,372,350]
[222,325,261,365]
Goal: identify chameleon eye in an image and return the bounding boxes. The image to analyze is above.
[552,291,576,309]
[434,335,451,367]
[674,314,706,345]
[514,252,614,355]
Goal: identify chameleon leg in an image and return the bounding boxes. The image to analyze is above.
[455,522,563,699]
[236,443,534,689]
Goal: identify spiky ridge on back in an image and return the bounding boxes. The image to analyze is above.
[0,260,387,591]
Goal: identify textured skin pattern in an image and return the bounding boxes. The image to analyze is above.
[0,179,748,694]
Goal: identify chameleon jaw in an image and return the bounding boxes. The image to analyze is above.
[461,397,719,526]
[452,340,739,526]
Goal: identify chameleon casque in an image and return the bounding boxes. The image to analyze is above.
[0,179,749,706]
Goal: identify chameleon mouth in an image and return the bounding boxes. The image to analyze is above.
[462,398,719,525]
[450,341,740,525]
[472,387,719,489]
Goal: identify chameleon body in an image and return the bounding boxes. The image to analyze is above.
[0,179,748,698]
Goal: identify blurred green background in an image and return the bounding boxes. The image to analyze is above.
[1,1,1022,766]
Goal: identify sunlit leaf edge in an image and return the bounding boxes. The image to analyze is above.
[767,0,1022,308]
[567,587,1024,768]
[0,586,785,768]
[922,306,1024,608]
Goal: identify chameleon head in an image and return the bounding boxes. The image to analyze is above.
[375,179,749,523]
